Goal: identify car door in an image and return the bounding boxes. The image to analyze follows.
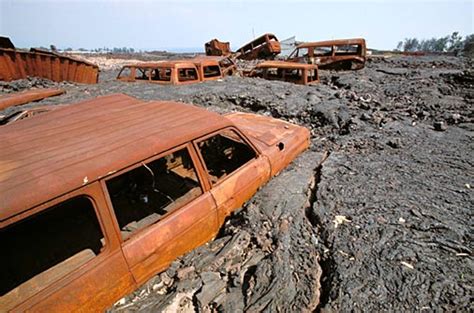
[194,127,271,225]
[103,143,218,285]
[1,183,135,312]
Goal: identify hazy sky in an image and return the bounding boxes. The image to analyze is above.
[0,0,472,51]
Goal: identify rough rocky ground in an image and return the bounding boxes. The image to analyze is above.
[1,55,472,311]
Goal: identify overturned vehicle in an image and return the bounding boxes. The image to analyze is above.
[287,38,366,70]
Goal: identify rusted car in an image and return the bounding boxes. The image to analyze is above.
[0,93,310,312]
[117,58,231,85]
[287,38,367,70]
[205,39,231,56]
[236,33,281,60]
[247,61,319,85]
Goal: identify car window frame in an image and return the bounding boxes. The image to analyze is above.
[101,142,209,243]
[0,183,112,307]
[192,126,261,188]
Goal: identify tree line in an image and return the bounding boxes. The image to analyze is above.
[396,32,473,55]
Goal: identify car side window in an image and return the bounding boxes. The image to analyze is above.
[0,197,104,308]
[197,129,257,184]
[106,147,202,240]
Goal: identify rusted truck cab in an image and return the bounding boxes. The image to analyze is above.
[0,94,309,312]
[287,38,367,70]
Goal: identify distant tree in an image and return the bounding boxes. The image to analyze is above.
[402,38,420,52]
[64,47,73,52]
[396,41,403,51]
[447,32,464,53]
[50,44,57,51]
[78,48,87,52]
[395,32,473,54]
[463,34,474,57]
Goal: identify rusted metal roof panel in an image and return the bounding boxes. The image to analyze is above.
[0,94,231,220]
[122,60,196,68]
[0,48,99,84]
[297,38,366,48]
[256,60,318,70]
[0,88,65,110]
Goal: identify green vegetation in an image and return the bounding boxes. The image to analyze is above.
[396,32,473,55]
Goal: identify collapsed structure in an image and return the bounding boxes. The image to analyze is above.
[0,37,99,84]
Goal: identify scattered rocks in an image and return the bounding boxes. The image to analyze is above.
[433,121,448,131]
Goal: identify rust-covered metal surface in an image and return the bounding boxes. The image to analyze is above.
[205,39,231,56]
[0,105,60,126]
[0,48,99,84]
[0,88,65,110]
[247,60,319,85]
[0,93,310,312]
[117,57,235,85]
[0,94,230,219]
[287,38,367,70]
[236,33,281,60]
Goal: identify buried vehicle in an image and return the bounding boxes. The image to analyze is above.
[247,60,319,85]
[0,94,309,312]
[287,38,367,70]
[117,58,234,85]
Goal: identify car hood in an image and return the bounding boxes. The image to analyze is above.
[226,112,310,176]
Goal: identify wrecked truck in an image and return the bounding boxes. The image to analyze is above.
[0,93,310,312]
[287,38,367,70]
[236,33,281,60]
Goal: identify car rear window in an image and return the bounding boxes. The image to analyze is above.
[0,197,104,302]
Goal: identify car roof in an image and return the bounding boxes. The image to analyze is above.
[123,60,197,69]
[297,38,366,49]
[256,60,318,70]
[0,93,232,221]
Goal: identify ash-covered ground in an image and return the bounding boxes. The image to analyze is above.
[1,55,473,312]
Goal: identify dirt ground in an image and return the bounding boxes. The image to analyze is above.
[1,55,472,312]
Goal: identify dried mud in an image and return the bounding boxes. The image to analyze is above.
[1,55,472,312]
